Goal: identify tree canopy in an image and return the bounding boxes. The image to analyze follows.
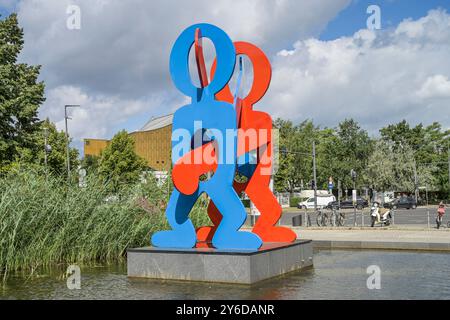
[274,117,449,199]
[98,130,148,191]
[0,14,45,172]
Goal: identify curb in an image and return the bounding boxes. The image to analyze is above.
[312,240,450,252]
[290,227,450,232]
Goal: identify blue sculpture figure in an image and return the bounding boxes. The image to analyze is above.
[151,23,263,250]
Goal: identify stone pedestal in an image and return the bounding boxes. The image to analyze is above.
[127,240,313,284]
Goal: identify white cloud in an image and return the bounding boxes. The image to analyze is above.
[41,85,181,140]
[263,9,450,133]
[11,1,450,150]
[417,74,450,99]
[13,0,349,148]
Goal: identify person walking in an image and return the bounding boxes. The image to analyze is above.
[436,201,446,229]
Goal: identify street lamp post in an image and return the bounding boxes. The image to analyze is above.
[337,179,341,209]
[64,105,80,181]
[413,158,419,203]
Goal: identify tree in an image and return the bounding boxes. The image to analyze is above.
[274,119,320,192]
[98,130,147,191]
[10,119,79,174]
[315,127,340,189]
[317,119,373,191]
[274,118,373,193]
[380,120,449,192]
[81,154,100,175]
[363,140,437,194]
[273,118,296,192]
[40,119,79,174]
[364,140,395,192]
[0,14,45,171]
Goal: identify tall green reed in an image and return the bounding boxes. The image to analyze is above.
[0,170,210,280]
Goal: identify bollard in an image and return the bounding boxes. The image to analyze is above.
[292,215,302,227]
[362,210,364,226]
[392,209,395,225]
[427,210,430,229]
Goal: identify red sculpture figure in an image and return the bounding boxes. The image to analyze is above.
[196,41,297,243]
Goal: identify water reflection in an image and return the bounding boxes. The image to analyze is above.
[1,249,450,300]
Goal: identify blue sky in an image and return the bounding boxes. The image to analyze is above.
[321,0,450,40]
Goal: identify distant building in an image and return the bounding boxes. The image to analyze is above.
[84,114,173,171]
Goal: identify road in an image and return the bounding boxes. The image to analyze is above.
[246,207,443,228]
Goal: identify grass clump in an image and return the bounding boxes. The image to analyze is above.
[0,170,210,280]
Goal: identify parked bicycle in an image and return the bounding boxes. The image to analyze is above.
[336,210,346,226]
[329,208,345,227]
[316,210,329,227]
[329,209,337,226]
[306,212,312,227]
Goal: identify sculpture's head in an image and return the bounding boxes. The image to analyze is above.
[169,23,236,102]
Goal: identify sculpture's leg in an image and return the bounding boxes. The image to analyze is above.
[249,148,297,243]
[196,201,221,243]
[196,180,247,242]
[151,189,198,248]
[209,185,262,250]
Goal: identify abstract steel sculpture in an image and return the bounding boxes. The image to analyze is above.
[151,23,296,251]
[151,23,263,250]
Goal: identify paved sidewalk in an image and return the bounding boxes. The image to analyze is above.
[293,228,450,252]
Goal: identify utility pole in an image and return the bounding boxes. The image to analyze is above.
[338,179,341,208]
[65,105,80,181]
[312,141,318,213]
[413,158,418,203]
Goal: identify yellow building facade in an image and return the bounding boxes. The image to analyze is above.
[84,114,173,171]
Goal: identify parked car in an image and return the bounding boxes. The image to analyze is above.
[326,197,369,210]
[384,196,417,210]
[297,195,336,210]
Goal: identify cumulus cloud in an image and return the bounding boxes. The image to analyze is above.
[9,1,450,151]
[41,85,179,140]
[263,9,450,133]
[417,75,450,99]
[12,0,349,148]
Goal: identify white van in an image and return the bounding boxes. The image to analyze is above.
[298,195,336,210]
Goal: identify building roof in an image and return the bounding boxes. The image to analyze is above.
[138,114,173,132]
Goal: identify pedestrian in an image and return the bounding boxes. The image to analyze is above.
[436,201,446,229]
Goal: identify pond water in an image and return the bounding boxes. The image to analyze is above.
[1,249,450,300]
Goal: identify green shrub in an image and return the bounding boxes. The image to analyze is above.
[289,197,302,208]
